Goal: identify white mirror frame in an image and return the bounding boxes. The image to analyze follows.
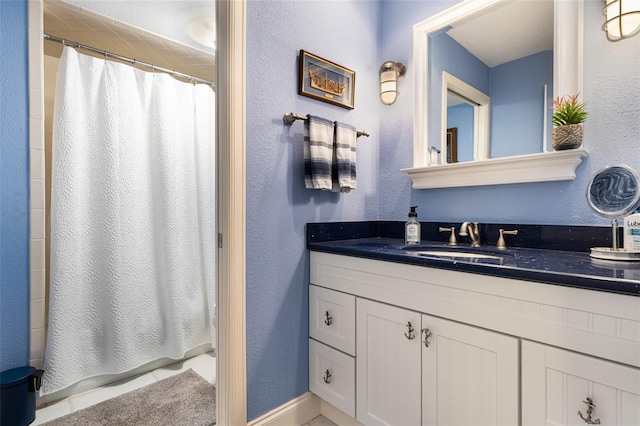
[403,0,587,189]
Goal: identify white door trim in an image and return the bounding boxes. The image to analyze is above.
[216,0,248,424]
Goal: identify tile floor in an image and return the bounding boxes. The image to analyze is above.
[304,415,338,426]
[32,352,216,425]
[34,354,338,426]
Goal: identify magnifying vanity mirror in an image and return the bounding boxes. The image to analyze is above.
[403,0,587,189]
[587,165,640,260]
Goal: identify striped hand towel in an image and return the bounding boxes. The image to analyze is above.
[334,121,357,193]
[304,115,335,190]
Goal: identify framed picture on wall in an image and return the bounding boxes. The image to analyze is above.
[298,50,355,110]
[447,127,458,163]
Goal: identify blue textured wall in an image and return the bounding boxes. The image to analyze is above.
[245,0,381,420]
[490,50,553,157]
[379,0,640,226]
[0,0,30,372]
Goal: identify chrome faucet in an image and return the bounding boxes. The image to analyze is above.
[460,222,481,247]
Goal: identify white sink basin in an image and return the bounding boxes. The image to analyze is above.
[415,250,504,263]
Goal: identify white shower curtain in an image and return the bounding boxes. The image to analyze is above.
[42,47,216,395]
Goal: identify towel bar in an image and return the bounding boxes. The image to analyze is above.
[283,112,370,138]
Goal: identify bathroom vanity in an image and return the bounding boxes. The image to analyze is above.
[307,226,640,426]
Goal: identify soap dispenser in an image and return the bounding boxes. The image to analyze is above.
[405,206,421,245]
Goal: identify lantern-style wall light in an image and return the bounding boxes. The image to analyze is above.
[379,61,406,105]
[603,0,640,41]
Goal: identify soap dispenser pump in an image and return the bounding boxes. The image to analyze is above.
[405,206,421,245]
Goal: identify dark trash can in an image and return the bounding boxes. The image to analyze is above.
[0,366,43,426]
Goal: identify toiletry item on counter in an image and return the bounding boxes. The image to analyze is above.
[624,210,640,250]
[406,206,421,245]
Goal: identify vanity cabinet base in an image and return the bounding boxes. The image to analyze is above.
[309,252,640,426]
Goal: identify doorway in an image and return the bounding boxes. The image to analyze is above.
[27,0,247,423]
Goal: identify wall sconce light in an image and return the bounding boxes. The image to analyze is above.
[603,0,640,41]
[379,61,406,105]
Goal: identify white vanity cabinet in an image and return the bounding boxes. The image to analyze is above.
[522,341,640,426]
[309,251,640,426]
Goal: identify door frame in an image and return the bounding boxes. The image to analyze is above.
[215,0,248,424]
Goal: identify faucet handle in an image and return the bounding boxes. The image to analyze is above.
[439,227,458,245]
[496,229,518,250]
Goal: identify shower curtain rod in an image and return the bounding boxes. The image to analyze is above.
[43,33,215,87]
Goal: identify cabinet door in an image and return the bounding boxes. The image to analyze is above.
[309,285,356,355]
[357,298,422,426]
[522,341,640,426]
[421,315,519,426]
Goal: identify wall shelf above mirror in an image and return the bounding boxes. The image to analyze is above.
[405,0,585,189]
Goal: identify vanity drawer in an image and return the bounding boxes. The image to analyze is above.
[309,339,355,418]
[309,285,356,356]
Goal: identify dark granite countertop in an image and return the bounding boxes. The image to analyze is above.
[307,222,640,296]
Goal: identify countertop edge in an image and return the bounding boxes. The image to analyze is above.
[308,240,640,297]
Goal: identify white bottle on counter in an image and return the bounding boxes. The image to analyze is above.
[624,210,640,251]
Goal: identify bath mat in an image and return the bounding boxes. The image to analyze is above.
[42,369,216,426]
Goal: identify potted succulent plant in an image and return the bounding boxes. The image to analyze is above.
[550,93,588,150]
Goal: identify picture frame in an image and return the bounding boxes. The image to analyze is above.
[446,127,458,163]
[298,50,355,110]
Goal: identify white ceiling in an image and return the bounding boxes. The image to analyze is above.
[446,0,554,68]
[62,0,215,54]
[44,0,215,83]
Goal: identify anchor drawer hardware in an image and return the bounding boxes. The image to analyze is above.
[324,310,333,326]
[578,397,600,424]
[405,322,416,340]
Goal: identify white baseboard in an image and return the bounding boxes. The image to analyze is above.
[320,400,364,426]
[248,392,321,426]
[247,393,364,426]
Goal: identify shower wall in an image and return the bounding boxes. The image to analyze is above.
[29,0,46,371]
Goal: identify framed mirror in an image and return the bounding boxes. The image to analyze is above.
[404,0,587,189]
[433,2,552,163]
